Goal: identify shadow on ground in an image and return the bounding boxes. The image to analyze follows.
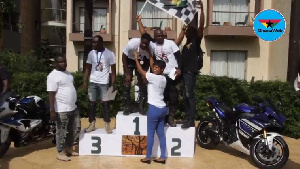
[0,139,54,169]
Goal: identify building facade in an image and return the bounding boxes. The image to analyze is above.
[2,0,41,54]
[65,0,293,81]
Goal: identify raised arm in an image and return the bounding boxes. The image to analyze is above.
[137,15,147,35]
[134,51,147,78]
[146,48,155,72]
[174,25,186,46]
[198,0,205,39]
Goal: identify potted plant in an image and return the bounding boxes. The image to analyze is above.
[223,22,232,26]
[165,27,171,31]
[100,28,107,34]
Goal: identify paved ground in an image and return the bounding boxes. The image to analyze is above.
[0,118,299,169]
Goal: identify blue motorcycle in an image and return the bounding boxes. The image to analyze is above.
[196,96,289,169]
[0,94,55,157]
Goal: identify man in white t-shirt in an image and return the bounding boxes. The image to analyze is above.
[146,30,182,127]
[83,35,116,134]
[122,33,153,115]
[47,56,79,161]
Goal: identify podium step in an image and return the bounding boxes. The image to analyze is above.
[79,129,122,156]
[79,112,195,157]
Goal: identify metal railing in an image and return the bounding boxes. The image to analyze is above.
[212,11,255,26]
[42,8,66,22]
[132,18,174,30]
[3,23,20,32]
[73,23,108,33]
[48,45,66,55]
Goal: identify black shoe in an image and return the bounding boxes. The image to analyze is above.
[140,158,151,164]
[168,120,176,127]
[167,115,176,127]
[190,121,195,127]
[176,118,189,124]
[123,107,131,115]
[153,159,166,164]
[181,121,195,129]
[181,122,190,129]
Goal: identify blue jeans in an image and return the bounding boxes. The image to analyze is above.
[182,72,197,122]
[146,104,167,159]
[88,82,109,101]
[88,82,110,122]
[56,109,80,152]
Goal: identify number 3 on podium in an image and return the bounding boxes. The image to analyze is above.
[91,136,101,154]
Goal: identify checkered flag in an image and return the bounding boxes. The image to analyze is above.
[147,0,201,25]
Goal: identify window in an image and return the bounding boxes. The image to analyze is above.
[210,51,246,80]
[213,0,253,26]
[3,12,20,32]
[136,0,173,30]
[79,8,107,32]
[78,51,84,72]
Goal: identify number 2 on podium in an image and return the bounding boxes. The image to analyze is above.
[133,117,140,135]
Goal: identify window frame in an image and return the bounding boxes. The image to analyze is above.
[210,50,247,80]
[79,7,108,32]
[130,0,177,30]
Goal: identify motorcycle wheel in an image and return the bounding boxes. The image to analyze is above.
[196,120,219,149]
[0,135,11,157]
[250,136,289,169]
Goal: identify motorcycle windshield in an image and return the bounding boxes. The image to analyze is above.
[263,98,286,123]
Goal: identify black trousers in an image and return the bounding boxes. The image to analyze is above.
[164,76,181,117]
[123,58,150,105]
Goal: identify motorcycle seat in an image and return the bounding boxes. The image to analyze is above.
[217,103,233,115]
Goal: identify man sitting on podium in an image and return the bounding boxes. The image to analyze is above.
[134,45,168,164]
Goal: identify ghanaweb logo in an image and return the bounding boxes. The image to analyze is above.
[253,9,286,41]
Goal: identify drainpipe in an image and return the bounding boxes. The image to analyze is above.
[83,0,93,71]
[117,0,121,73]
[287,0,300,83]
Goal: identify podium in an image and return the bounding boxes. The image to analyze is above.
[79,112,195,157]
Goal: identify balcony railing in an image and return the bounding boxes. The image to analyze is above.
[211,11,255,26]
[3,23,20,33]
[73,23,108,33]
[132,18,175,31]
[42,8,66,22]
[49,45,66,55]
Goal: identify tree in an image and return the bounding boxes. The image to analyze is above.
[0,0,16,50]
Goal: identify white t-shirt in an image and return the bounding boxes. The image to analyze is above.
[123,38,154,60]
[150,39,180,74]
[87,48,116,84]
[146,73,167,108]
[47,69,77,112]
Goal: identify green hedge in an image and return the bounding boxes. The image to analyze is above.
[10,72,300,139]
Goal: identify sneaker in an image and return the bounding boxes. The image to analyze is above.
[65,147,79,156]
[167,116,176,127]
[57,151,71,161]
[85,121,96,133]
[105,122,113,134]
